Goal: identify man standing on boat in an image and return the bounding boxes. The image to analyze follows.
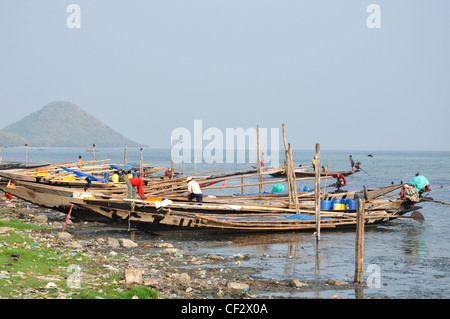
[187,177,203,203]
[349,155,355,172]
[77,155,83,168]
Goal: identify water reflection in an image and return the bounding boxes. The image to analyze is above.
[401,223,427,256]
[71,214,447,298]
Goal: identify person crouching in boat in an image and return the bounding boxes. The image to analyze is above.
[408,173,430,197]
[332,173,347,191]
[126,176,148,200]
[186,177,203,203]
[111,171,120,183]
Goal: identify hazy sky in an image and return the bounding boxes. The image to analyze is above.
[1,1,449,151]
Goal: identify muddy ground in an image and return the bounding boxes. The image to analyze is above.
[0,196,364,300]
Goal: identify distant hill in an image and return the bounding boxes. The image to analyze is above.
[0,131,30,146]
[0,101,147,147]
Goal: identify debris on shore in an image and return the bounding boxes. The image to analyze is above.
[0,195,358,299]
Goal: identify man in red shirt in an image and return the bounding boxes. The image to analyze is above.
[126,177,147,200]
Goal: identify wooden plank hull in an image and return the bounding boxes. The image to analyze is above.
[70,194,420,233]
[269,168,356,178]
[0,170,113,188]
[68,198,418,233]
[0,184,112,222]
[1,178,421,234]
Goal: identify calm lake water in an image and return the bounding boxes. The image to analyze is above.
[2,147,450,298]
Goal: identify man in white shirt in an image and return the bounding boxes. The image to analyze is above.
[187,177,203,203]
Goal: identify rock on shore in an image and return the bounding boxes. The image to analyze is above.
[0,195,359,299]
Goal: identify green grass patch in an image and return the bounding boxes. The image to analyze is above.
[0,218,46,230]
[0,218,159,299]
[70,284,160,299]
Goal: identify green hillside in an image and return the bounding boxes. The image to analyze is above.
[0,101,146,147]
[0,131,30,146]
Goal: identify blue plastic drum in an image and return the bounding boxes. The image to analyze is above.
[321,200,332,210]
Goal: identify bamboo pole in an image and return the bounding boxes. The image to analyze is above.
[170,135,174,179]
[124,144,127,165]
[354,198,365,284]
[84,145,95,160]
[179,140,183,175]
[257,125,263,193]
[201,178,289,190]
[140,148,144,178]
[314,143,321,241]
[282,124,292,207]
[322,158,329,199]
[288,143,299,214]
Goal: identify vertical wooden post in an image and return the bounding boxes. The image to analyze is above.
[257,125,263,193]
[124,144,127,165]
[241,176,244,194]
[354,198,365,284]
[284,160,292,206]
[140,148,144,178]
[281,124,299,213]
[170,135,174,179]
[315,240,321,276]
[288,143,299,214]
[322,158,329,199]
[282,124,292,207]
[179,140,183,175]
[25,143,28,165]
[314,143,321,241]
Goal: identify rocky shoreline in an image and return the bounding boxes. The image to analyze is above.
[0,195,361,299]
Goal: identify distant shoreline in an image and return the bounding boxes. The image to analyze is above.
[2,147,448,153]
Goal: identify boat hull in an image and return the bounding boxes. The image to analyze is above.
[0,184,112,222]
[270,169,356,178]
[1,179,421,234]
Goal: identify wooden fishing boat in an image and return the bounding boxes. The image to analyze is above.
[66,195,421,233]
[0,162,49,171]
[0,179,423,233]
[59,179,418,232]
[227,183,403,202]
[0,182,112,222]
[0,162,423,233]
[0,159,155,188]
[0,162,23,170]
[269,167,356,178]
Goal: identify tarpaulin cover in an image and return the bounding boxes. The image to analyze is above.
[109,163,153,170]
[61,167,108,183]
